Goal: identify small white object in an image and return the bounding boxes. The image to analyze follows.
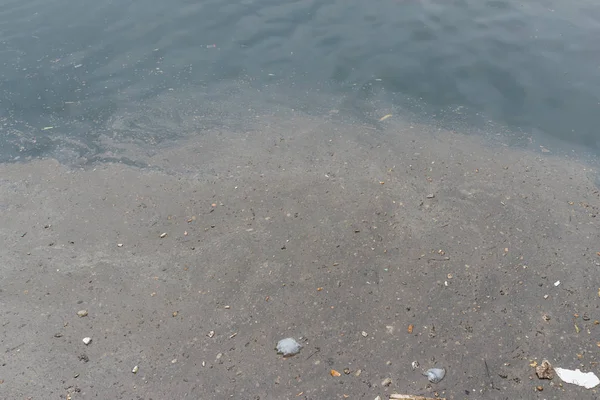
[171,359,177,364]
[160,232,167,238]
[276,338,302,356]
[424,367,446,383]
[82,337,92,345]
[411,361,419,370]
[117,243,123,247]
[361,331,368,337]
[132,365,139,374]
[554,280,560,286]
[555,367,600,389]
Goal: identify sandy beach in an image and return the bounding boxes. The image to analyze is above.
[2,113,600,399]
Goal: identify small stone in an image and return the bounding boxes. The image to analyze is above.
[361,331,368,337]
[132,365,139,374]
[171,359,177,364]
[224,305,230,309]
[160,232,167,238]
[381,377,392,386]
[117,243,123,247]
[77,310,88,317]
[536,385,543,391]
[412,361,420,370]
[172,311,178,317]
[343,368,350,375]
[207,330,215,338]
[82,337,92,345]
[426,194,435,198]
[354,369,362,377]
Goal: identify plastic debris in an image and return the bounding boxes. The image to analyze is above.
[424,367,445,383]
[411,361,419,370]
[82,337,92,345]
[382,377,392,386]
[536,360,554,380]
[330,369,341,377]
[390,395,446,400]
[379,114,392,122]
[555,367,600,389]
[276,338,302,356]
[132,365,139,374]
[554,280,560,286]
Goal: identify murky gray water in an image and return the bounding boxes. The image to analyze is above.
[1,0,600,163]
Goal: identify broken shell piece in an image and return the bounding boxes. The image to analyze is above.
[82,337,92,345]
[411,361,420,370]
[132,365,139,374]
[276,338,302,356]
[424,367,446,383]
[536,360,554,380]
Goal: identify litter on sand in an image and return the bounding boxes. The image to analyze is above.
[390,395,446,400]
[379,114,392,122]
[555,367,600,389]
[424,367,445,383]
[276,338,302,356]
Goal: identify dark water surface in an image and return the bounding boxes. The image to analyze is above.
[1,0,600,163]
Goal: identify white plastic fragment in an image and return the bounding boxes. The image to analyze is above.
[554,280,560,287]
[555,367,600,389]
[424,367,446,383]
[82,337,92,345]
[276,338,302,356]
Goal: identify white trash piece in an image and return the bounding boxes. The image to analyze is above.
[555,367,600,389]
[276,338,302,356]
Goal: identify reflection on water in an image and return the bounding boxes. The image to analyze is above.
[1,0,600,163]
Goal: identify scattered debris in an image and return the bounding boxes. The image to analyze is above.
[407,324,414,334]
[82,337,92,345]
[77,310,88,317]
[276,338,302,356]
[229,332,237,339]
[330,369,341,377]
[382,377,392,386]
[354,369,362,377]
[361,331,368,337]
[424,367,446,383]
[117,243,123,247]
[171,359,177,364]
[536,360,554,380]
[172,311,178,317]
[426,194,435,199]
[78,354,89,362]
[379,114,392,122]
[344,368,351,375]
[542,314,551,322]
[536,385,543,391]
[207,330,215,338]
[390,395,446,400]
[555,368,600,389]
[411,361,419,370]
[42,126,54,130]
[160,232,167,238]
[132,365,139,374]
[224,305,230,309]
[554,280,560,287]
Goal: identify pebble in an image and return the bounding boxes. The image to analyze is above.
[171,359,177,364]
[160,232,167,238]
[382,377,392,386]
[77,310,88,317]
[207,330,215,338]
[361,331,368,337]
[82,337,92,345]
[132,365,139,374]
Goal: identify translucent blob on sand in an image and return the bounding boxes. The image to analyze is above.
[424,367,446,383]
[276,338,302,356]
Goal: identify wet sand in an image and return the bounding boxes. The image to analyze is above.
[2,114,600,399]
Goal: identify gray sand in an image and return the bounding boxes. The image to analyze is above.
[1,114,600,399]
